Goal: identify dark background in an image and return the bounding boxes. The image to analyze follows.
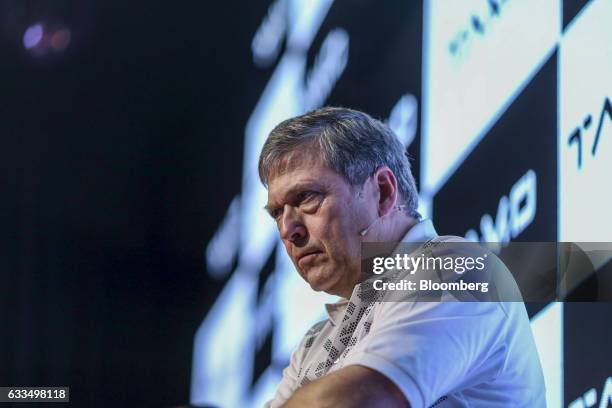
[1,2,273,406]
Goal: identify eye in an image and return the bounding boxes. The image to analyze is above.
[296,191,313,201]
[270,207,283,220]
[297,191,323,212]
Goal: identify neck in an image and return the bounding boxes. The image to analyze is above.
[363,213,419,243]
[387,215,419,243]
[337,215,420,300]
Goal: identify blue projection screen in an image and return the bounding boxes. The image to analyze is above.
[193,1,612,407]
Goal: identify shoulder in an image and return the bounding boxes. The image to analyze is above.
[304,320,328,342]
[420,235,496,265]
[427,234,484,251]
[295,319,330,357]
[280,320,331,387]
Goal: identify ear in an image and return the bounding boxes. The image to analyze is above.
[373,166,398,216]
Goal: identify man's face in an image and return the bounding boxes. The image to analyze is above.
[266,153,371,298]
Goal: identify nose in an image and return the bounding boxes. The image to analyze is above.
[279,205,307,243]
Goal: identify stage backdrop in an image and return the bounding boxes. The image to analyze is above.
[194,1,612,407]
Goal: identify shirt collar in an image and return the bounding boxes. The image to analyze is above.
[325,299,349,326]
[324,219,438,325]
[400,218,438,243]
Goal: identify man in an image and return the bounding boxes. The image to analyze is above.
[259,107,545,407]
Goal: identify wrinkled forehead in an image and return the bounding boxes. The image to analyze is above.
[266,142,325,183]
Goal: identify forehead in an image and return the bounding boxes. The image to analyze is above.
[268,147,322,178]
[266,151,349,202]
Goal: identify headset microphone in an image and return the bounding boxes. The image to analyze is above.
[358,204,406,236]
[359,219,377,236]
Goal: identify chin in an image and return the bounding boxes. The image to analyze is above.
[305,267,340,293]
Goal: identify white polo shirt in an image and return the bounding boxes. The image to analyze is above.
[265,220,546,408]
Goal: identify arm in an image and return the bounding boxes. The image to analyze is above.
[264,346,302,408]
[266,321,328,407]
[282,364,410,408]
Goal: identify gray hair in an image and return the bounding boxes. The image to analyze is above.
[258,106,421,218]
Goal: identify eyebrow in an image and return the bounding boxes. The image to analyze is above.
[263,203,275,215]
[263,181,323,215]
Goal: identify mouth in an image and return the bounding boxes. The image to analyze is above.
[297,250,322,269]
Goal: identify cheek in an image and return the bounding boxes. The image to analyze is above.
[315,210,361,261]
[304,192,364,251]
[339,210,366,263]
